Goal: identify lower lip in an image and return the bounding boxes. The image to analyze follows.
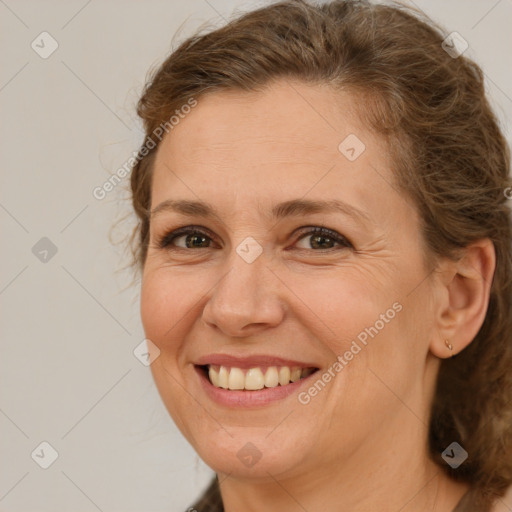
[195,366,319,408]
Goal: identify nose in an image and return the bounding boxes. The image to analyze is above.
[201,249,285,338]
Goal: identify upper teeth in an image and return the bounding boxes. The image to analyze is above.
[208,365,315,390]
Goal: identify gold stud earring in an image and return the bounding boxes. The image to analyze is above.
[445,339,453,351]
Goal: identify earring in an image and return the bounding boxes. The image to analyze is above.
[445,339,453,351]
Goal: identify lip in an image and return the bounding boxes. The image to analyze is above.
[194,353,318,370]
[194,364,320,408]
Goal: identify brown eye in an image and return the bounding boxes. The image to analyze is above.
[156,225,352,252]
[158,227,215,249]
[294,227,352,251]
[173,233,211,249]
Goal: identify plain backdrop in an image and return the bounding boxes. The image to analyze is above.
[1,1,511,511]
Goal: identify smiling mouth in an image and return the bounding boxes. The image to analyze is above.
[198,364,319,391]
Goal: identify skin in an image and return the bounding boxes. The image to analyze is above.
[140,80,495,511]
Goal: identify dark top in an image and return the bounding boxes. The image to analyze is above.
[191,477,224,512]
[189,477,490,512]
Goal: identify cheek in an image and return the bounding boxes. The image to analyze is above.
[140,270,202,433]
[290,269,424,401]
[288,270,399,353]
[140,277,167,339]
[140,268,196,342]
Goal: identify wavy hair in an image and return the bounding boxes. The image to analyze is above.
[129,0,512,508]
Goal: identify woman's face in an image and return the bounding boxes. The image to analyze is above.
[141,80,440,481]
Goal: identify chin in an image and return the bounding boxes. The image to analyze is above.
[191,427,308,479]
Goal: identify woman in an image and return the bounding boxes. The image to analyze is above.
[128,1,512,510]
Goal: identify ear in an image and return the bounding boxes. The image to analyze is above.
[430,238,496,359]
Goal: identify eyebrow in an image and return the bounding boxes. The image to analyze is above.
[150,198,372,226]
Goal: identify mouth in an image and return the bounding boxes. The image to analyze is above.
[193,354,322,407]
[196,364,319,391]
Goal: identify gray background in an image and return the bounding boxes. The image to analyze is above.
[1,1,511,511]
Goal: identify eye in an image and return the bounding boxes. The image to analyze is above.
[156,225,352,252]
[157,226,217,250]
[293,226,353,251]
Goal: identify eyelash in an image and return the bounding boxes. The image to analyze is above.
[156,225,353,252]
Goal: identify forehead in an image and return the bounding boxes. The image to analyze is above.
[160,81,367,160]
[151,80,395,214]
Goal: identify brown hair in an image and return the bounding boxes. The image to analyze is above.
[129,0,512,507]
